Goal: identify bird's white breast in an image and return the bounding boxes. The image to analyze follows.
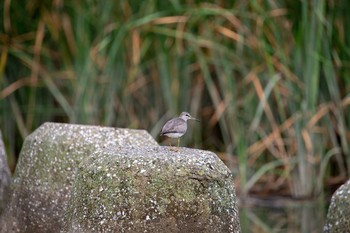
[163,133,184,138]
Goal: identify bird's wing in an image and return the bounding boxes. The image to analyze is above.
[161,118,187,135]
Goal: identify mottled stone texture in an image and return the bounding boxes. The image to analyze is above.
[324,179,350,233]
[0,131,11,215]
[0,122,157,233]
[64,147,241,233]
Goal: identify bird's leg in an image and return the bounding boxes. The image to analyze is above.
[169,138,181,152]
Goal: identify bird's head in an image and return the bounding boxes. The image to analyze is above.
[179,112,200,122]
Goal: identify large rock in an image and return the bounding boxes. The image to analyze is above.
[64,146,241,233]
[1,123,157,233]
[0,131,11,215]
[324,179,350,232]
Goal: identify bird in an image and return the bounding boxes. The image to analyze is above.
[160,112,200,147]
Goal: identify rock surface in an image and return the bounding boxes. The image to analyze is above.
[64,146,241,233]
[0,122,157,233]
[0,131,11,215]
[324,179,350,232]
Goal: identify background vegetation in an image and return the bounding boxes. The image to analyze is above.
[1,0,350,203]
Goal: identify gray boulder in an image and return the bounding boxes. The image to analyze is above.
[64,146,241,233]
[324,179,350,232]
[0,131,11,215]
[1,122,157,233]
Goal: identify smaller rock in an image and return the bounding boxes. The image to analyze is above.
[0,130,11,215]
[324,179,350,232]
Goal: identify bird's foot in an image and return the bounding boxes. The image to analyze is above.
[169,146,181,152]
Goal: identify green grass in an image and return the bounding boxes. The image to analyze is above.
[1,0,350,198]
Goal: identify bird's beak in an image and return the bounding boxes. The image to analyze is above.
[191,117,200,122]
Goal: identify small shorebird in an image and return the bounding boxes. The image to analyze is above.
[160,112,200,147]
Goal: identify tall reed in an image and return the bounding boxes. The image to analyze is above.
[1,0,349,198]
